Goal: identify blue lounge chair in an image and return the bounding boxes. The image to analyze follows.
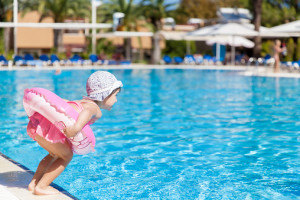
[174,56,183,64]
[120,60,131,65]
[0,55,8,66]
[184,55,196,64]
[39,54,51,66]
[212,57,218,64]
[203,55,213,64]
[39,54,49,62]
[50,54,65,66]
[89,54,102,65]
[24,54,43,67]
[163,55,172,64]
[291,59,300,70]
[235,54,244,64]
[69,54,83,65]
[24,53,33,65]
[89,54,98,63]
[107,60,117,65]
[14,55,26,66]
[194,55,203,64]
[24,54,34,61]
[262,54,273,66]
[50,54,60,63]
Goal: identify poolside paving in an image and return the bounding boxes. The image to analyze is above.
[0,155,74,200]
[0,64,299,78]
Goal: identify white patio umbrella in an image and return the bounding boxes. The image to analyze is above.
[270,20,300,37]
[159,31,213,54]
[189,23,258,37]
[243,23,290,38]
[188,23,259,64]
[206,36,254,61]
[206,36,254,48]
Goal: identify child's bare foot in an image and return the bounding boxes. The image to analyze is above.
[34,186,59,195]
[28,181,36,191]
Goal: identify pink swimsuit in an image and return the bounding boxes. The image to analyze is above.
[27,101,95,143]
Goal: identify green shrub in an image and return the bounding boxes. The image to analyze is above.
[80,52,89,60]
[57,52,67,60]
[0,29,4,54]
[296,38,300,61]
[261,40,273,57]
[6,50,14,60]
[163,40,196,58]
[286,38,294,61]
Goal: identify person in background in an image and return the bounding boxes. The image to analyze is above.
[273,40,286,73]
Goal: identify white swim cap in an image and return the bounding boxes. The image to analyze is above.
[85,71,123,101]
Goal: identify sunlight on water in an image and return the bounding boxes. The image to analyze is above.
[0,69,299,199]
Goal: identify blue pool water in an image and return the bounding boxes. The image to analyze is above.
[0,69,299,199]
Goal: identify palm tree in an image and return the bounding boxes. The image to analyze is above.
[99,0,143,60]
[141,0,175,64]
[253,0,262,57]
[20,0,90,52]
[0,0,13,55]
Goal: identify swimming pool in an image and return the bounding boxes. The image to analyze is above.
[0,69,299,199]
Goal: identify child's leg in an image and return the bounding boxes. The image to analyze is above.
[32,135,73,195]
[34,157,72,195]
[28,154,56,191]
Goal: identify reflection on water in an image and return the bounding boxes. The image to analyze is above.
[0,69,299,200]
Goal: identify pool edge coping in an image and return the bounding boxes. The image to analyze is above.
[0,151,79,200]
[0,64,299,78]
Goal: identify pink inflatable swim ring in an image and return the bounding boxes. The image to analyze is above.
[23,88,95,155]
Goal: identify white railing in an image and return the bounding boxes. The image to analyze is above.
[0,22,112,29]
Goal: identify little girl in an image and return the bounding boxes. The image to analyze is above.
[26,71,122,195]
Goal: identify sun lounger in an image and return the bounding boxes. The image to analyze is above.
[0,55,8,66]
[69,54,83,65]
[120,60,131,65]
[203,55,213,65]
[50,54,65,66]
[107,60,117,65]
[163,55,172,64]
[39,54,51,66]
[89,54,102,65]
[193,55,203,65]
[184,55,196,64]
[24,54,44,67]
[174,56,183,64]
[14,55,26,66]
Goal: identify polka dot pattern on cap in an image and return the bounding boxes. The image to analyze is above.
[85,71,123,101]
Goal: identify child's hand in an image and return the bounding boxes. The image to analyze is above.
[63,125,80,138]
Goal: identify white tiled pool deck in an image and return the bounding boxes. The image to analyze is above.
[0,64,299,199]
[0,154,75,200]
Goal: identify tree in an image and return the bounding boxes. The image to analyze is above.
[141,0,175,64]
[0,0,13,55]
[20,0,90,52]
[99,0,144,59]
[253,0,262,57]
[175,0,216,24]
[296,38,300,61]
[286,38,295,61]
[260,1,297,27]
[216,0,250,8]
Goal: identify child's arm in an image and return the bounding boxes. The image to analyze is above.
[63,107,97,138]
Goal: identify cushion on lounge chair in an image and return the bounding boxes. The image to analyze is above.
[163,55,172,64]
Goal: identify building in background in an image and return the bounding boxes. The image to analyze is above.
[16,11,86,56]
